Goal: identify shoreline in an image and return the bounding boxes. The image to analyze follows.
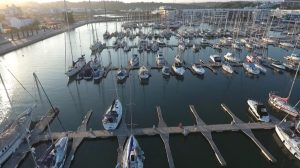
[0,19,104,56]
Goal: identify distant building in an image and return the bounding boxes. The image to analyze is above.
[3,4,22,17]
[282,0,300,9]
[158,6,177,21]
[5,17,33,29]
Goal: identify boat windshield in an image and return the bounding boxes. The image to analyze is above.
[257,105,268,116]
[214,57,221,62]
[175,62,183,67]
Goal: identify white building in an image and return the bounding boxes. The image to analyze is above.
[6,17,33,29]
[158,6,177,21]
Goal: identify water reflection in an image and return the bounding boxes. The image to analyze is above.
[174,75,184,81]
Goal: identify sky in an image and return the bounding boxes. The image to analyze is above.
[0,0,283,5]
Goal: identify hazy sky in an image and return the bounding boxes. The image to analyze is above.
[0,0,267,4]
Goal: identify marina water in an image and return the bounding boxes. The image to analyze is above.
[0,22,300,168]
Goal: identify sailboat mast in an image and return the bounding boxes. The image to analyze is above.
[79,30,83,56]
[104,0,108,31]
[89,0,96,43]
[64,0,74,63]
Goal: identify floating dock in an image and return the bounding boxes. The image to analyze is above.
[189,105,226,166]
[4,104,277,168]
[64,110,93,168]
[221,104,277,163]
[156,106,175,168]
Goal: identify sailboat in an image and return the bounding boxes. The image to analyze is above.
[103,1,110,40]
[162,66,171,76]
[0,73,37,166]
[102,99,123,130]
[37,137,69,168]
[243,62,260,75]
[275,123,300,160]
[0,106,33,166]
[271,61,285,70]
[119,74,144,168]
[33,72,69,168]
[172,55,185,76]
[222,62,234,74]
[92,66,104,81]
[65,56,86,77]
[247,99,270,122]
[191,64,205,75]
[156,52,166,66]
[64,2,85,77]
[116,66,128,81]
[269,63,300,117]
[224,52,240,63]
[121,135,145,168]
[285,54,300,62]
[129,54,139,67]
[138,66,150,80]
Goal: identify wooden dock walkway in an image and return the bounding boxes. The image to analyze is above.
[4,105,278,168]
[189,105,226,166]
[221,104,277,163]
[64,110,93,168]
[35,122,274,142]
[156,107,175,168]
[31,107,59,135]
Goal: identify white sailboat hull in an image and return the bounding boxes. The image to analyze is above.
[102,99,123,130]
[65,59,86,77]
[271,63,285,70]
[247,100,270,122]
[243,63,260,75]
[122,135,144,168]
[192,64,205,75]
[222,64,234,74]
[0,107,33,166]
[172,65,185,76]
[254,63,267,73]
[269,93,299,117]
[275,125,300,160]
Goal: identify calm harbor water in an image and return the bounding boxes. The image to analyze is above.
[0,22,300,168]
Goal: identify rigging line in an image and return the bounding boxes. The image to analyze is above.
[33,73,67,132]
[6,68,36,101]
[0,73,12,106]
[64,0,74,63]
[287,62,300,99]
[33,73,55,111]
[294,99,300,108]
[64,32,67,73]
[279,113,290,126]
[129,71,133,133]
